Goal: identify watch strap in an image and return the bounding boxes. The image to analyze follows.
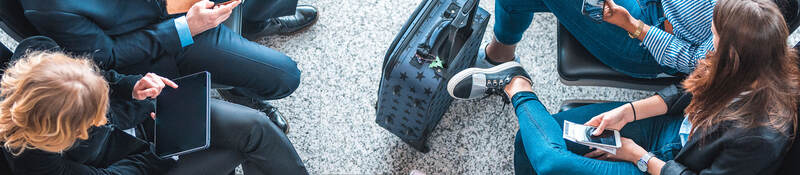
[637,152,655,172]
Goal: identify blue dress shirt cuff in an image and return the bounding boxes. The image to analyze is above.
[174,16,194,47]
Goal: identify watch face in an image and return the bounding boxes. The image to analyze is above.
[637,153,654,172]
[637,160,648,172]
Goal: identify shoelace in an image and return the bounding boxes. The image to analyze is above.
[484,76,513,104]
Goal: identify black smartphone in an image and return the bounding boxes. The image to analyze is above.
[585,127,620,148]
[582,0,605,23]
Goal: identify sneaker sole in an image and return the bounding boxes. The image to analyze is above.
[447,62,524,100]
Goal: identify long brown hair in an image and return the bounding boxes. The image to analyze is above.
[683,0,800,138]
[0,52,109,155]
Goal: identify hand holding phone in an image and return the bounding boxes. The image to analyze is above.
[601,0,637,30]
[185,0,241,36]
[582,0,605,23]
[166,0,241,14]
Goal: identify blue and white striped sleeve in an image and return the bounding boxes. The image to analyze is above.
[642,28,713,74]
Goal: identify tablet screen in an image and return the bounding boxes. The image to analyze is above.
[155,71,210,158]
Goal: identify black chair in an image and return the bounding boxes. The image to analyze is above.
[556,23,684,91]
[1,40,10,61]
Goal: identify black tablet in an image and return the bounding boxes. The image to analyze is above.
[154,71,211,159]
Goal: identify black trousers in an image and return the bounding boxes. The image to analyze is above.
[166,99,307,175]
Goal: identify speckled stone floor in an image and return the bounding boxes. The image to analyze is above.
[2,0,800,174]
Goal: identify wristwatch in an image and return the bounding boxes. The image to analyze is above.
[637,152,656,172]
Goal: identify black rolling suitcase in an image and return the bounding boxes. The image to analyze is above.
[376,0,489,152]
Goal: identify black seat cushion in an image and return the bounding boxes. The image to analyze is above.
[0,0,39,41]
[776,0,800,32]
[556,23,683,90]
[558,100,608,113]
[1,42,10,62]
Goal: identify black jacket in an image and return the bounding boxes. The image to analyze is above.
[3,69,175,175]
[655,85,793,175]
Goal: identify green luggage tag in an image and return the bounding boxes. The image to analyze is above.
[429,56,444,69]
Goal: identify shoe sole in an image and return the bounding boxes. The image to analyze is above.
[447,62,523,100]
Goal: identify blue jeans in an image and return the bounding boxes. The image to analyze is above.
[511,92,683,174]
[494,0,677,78]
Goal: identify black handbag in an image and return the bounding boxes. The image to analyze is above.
[376,0,489,152]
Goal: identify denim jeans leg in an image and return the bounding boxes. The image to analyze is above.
[511,92,642,174]
[493,0,549,45]
[537,0,667,78]
[514,131,536,175]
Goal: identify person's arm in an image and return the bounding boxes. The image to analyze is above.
[586,83,687,135]
[103,70,143,100]
[630,95,669,121]
[641,27,714,74]
[103,70,177,129]
[23,10,182,70]
[655,84,693,116]
[21,1,239,70]
[5,148,174,175]
[603,0,715,74]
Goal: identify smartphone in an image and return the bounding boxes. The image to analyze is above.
[584,127,622,148]
[582,0,605,23]
[216,0,237,7]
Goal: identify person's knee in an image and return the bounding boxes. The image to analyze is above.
[242,110,273,131]
[271,56,301,99]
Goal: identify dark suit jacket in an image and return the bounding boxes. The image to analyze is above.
[20,0,295,77]
[21,0,180,72]
[656,85,793,175]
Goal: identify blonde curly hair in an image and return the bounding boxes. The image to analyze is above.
[0,51,109,155]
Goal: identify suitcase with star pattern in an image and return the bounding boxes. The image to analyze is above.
[376,0,489,152]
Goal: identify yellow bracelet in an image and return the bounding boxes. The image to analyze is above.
[628,20,643,39]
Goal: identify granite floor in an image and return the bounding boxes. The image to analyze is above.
[2,0,800,174]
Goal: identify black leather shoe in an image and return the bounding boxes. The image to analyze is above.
[244,5,318,40]
[447,62,531,102]
[264,105,289,134]
[218,89,290,134]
